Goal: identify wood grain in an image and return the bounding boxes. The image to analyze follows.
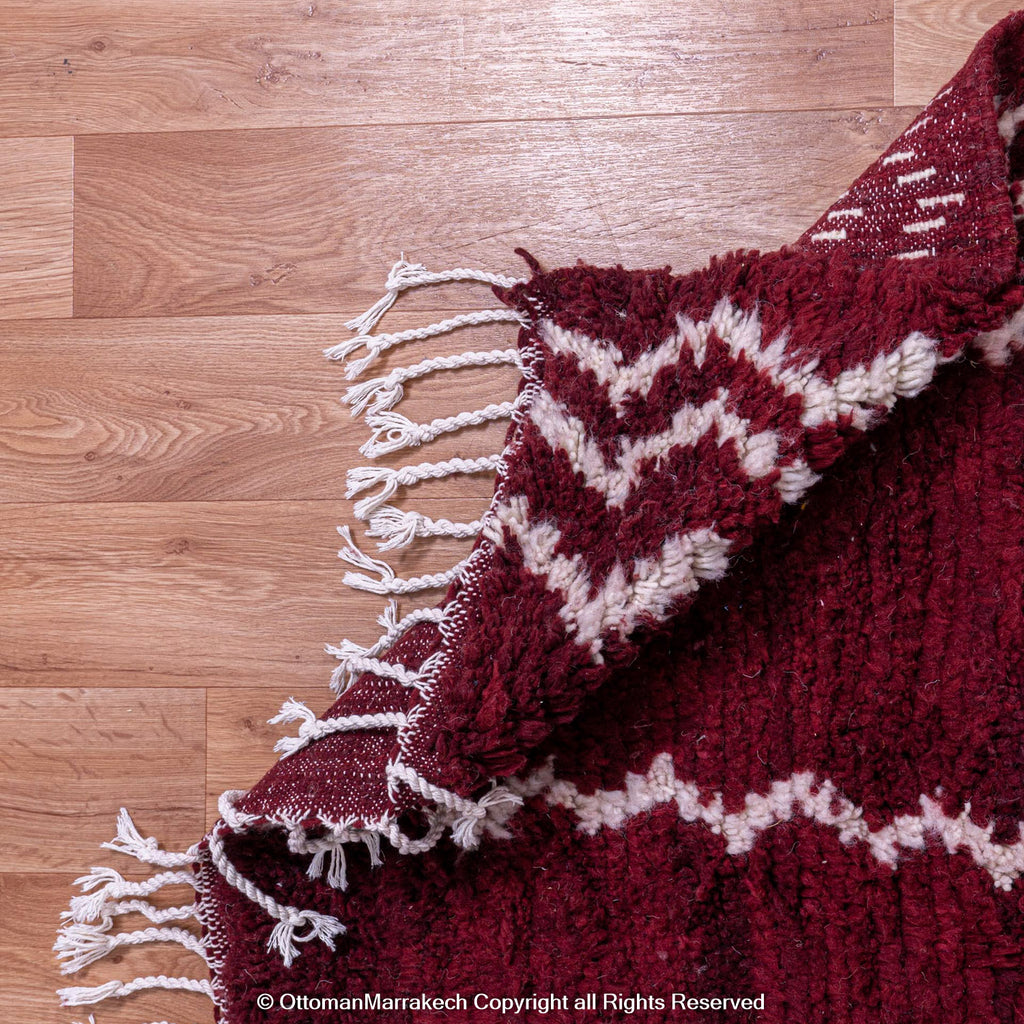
[0,688,205,871]
[1,4,1002,1023]
[73,108,916,319]
[0,0,892,139]
[894,1,1019,105]
[1,499,489,689]
[0,312,521,502]
[0,137,73,320]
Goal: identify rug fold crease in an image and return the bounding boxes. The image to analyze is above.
[57,12,1024,1024]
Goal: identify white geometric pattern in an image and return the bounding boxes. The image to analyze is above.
[483,494,731,661]
[487,301,949,666]
[515,753,1024,891]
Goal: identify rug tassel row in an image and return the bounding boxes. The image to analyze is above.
[274,257,531,750]
[53,260,535,1017]
[262,255,532,890]
[54,810,216,1021]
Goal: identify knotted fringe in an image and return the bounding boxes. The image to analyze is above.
[346,454,503,520]
[55,810,218,1016]
[54,808,351,1016]
[266,254,531,877]
[325,600,446,694]
[270,256,535,774]
[56,258,533,1018]
[366,505,484,550]
[205,824,346,969]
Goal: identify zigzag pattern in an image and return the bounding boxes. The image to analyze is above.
[514,753,1024,891]
[482,302,948,665]
[539,299,942,431]
[527,386,790,507]
[483,494,731,661]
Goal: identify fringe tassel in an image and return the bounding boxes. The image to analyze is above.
[304,830,384,891]
[101,808,197,868]
[326,603,447,693]
[55,811,214,1016]
[342,257,524,337]
[58,975,214,1008]
[338,524,471,595]
[206,827,345,969]
[344,348,520,415]
[55,920,206,974]
[270,696,409,758]
[326,309,525,379]
[452,787,526,849]
[305,843,349,890]
[62,865,197,924]
[359,401,518,458]
[345,454,503,520]
[366,505,483,551]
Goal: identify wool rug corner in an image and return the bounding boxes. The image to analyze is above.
[56,11,1024,1024]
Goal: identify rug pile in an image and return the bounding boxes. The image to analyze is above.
[58,12,1024,1023]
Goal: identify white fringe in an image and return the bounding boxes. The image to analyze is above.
[343,257,524,337]
[155,253,533,989]
[62,866,198,924]
[64,895,197,927]
[55,812,214,1016]
[101,808,198,868]
[386,761,523,851]
[326,308,526,379]
[302,830,384,891]
[58,975,214,1008]
[206,827,345,968]
[325,603,447,693]
[359,401,518,458]
[306,842,350,890]
[325,651,422,688]
[344,348,520,415]
[55,920,207,975]
[270,697,409,758]
[338,524,472,594]
[346,455,503,519]
[57,253,531,1016]
[366,506,483,551]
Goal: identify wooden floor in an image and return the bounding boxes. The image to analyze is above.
[2,1,1018,1020]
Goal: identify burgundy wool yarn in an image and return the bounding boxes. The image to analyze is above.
[56,12,1024,1024]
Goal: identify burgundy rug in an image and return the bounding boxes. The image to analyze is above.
[58,12,1024,1024]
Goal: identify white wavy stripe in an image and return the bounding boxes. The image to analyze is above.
[518,753,1024,890]
[800,330,941,428]
[528,386,792,507]
[537,299,769,403]
[482,495,731,660]
[539,298,943,434]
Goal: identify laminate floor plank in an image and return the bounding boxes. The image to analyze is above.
[0,137,73,320]
[1,500,488,689]
[0,0,892,138]
[73,109,916,319]
[0,312,521,503]
[0,688,205,871]
[894,1,1020,105]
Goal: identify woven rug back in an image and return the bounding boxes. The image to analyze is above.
[55,12,1024,1024]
